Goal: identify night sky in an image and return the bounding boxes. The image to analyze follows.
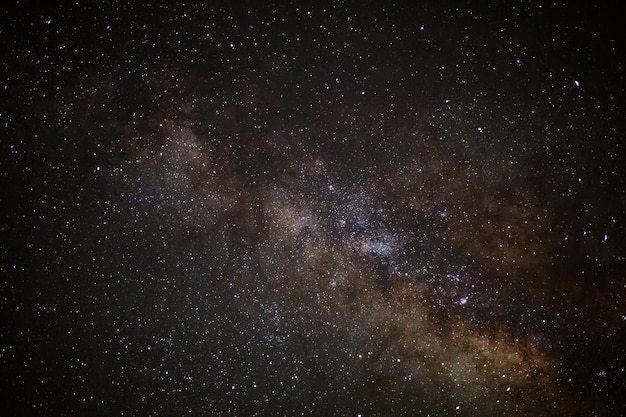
[2,2,626,416]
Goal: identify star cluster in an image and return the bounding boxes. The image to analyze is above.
[1,2,625,416]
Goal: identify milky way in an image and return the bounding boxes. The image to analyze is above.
[1,2,625,416]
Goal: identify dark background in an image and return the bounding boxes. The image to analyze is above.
[1,1,625,415]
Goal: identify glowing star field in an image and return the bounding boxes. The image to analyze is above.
[1,2,625,416]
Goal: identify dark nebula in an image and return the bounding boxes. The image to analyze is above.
[1,2,626,416]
